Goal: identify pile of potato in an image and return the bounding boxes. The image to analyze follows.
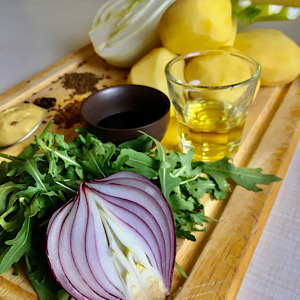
[128,0,300,111]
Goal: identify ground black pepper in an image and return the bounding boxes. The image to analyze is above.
[53,100,82,129]
[34,97,57,109]
[61,72,99,95]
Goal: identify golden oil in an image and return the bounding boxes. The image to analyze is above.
[176,100,246,162]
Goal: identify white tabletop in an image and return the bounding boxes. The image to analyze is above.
[1,1,299,299]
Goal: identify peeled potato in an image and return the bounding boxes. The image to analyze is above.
[127,47,184,116]
[184,51,258,103]
[233,29,300,86]
[224,18,238,47]
[158,0,234,54]
[185,52,252,86]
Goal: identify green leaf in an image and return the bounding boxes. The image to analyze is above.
[110,147,158,179]
[186,177,217,199]
[80,151,105,177]
[190,210,210,227]
[52,149,81,169]
[169,193,195,212]
[148,135,181,201]
[0,161,9,184]
[56,290,74,300]
[119,148,158,169]
[53,134,70,149]
[0,217,31,273]
[24,195,44,218]
[0,152,25,163]
[25,249,60,300]
[0,205,20,231]
[0,182,25,214]
[175,150,203,178]
[203,157,281,192]
[16,157,48,192]
[18,143,39,160]
[120,134,153,153]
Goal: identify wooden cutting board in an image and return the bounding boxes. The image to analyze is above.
[0,44,299,300]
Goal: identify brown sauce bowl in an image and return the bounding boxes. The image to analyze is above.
[80,84,170,144]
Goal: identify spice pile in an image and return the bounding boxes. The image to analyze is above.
[34,72,101,129]
[52,100,82,129]
[34,97,57,109]
[61,72,99,96]
[32,70,126,129]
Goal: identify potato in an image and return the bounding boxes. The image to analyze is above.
[224,18,237,47]
[127,47,184,116]
[158,0,234,54]
[184,52,252,86]
[184,51,259,103]
[233,29,300,86]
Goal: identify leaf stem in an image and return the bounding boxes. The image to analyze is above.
[55,181,77,193]
[175,261,188,279]
[48,147,82,168]
[0,205,19,223]
[180,174,201,185]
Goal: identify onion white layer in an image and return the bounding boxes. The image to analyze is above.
[47,171,176,300]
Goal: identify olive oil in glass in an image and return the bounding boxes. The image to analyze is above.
[176,100,246,162]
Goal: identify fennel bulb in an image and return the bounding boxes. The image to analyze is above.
[88,0,175,68]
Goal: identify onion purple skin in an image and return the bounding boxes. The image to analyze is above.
[46,171,176,300]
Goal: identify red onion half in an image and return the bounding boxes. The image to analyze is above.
[46,171,176,300]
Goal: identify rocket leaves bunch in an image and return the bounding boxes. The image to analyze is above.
[0,122,280,299]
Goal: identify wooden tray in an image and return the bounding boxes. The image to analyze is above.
[0,44,299,300]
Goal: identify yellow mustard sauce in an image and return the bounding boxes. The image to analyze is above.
[0,103,45,148]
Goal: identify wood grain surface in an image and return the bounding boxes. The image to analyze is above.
[0,44,299,300]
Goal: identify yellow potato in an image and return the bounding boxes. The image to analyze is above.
[127,47,184,116]
[224,18,237,47]
[185,52,252,86]
[233,29,300,86]
[184,51,258,103]
[158,0,234,54]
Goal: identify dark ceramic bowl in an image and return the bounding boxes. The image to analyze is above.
[80,84,170,144]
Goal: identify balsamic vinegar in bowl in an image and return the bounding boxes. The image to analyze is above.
[97,110,156,129]
[80,84,170,144]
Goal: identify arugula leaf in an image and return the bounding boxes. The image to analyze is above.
[0,160,8,184]
[120,134,154,152]
[56,290,75,300]
[0,217,31,273]
[114,148,159,179]
[79,147,106,178]
[18,157,48,192]
[145,134,181,200]
[174,150,204,178]
[25,249,60,300]
[187,177,222,199]
[203,157,281,192]
[0,182,25,214]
